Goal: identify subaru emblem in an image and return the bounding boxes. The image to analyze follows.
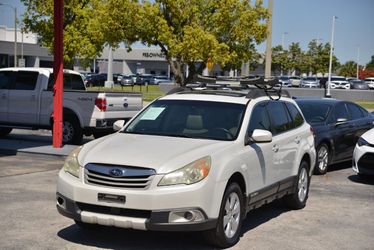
[110,168,124,177]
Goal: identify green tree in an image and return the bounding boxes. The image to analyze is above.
[271,45,289,74]
[101,0,269,85]
[339,61,357,77]
[21,0,109,68]
[366,55,374,69]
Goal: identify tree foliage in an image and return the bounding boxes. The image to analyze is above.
[339,61,357,77]
[94,0,269,84]
[366,55,374,69]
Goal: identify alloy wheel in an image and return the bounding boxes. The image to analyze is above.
[223,192,241,239]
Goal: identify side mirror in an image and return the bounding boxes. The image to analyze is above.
[335,118,347,126]
[245,129,272,145]
[113,120,126,131]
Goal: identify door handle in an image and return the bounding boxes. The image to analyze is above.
[272,144,279,152]
[295,136,301,144]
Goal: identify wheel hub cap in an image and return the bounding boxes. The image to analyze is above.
[298,168,308,202]
[223,192,240,238]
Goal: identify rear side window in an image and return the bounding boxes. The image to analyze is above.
[285,102,304,128]
[48,73,85,91]
[347,103,364,120]
[267,101,293,134]
[247,102,271,135]
[334,103,349,121]
[13,71,39,90]
[0,71,12,89]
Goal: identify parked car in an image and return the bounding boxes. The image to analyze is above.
[0,68,143,144]
[352,128,374,177]
[150,75,170,85]
[289,76,301,87]
[120,75,134,86]
[350,80,370,90]
[295,98,374,174]
[278,76,291,87]
[57,86,316,248]
[85,73,107,87]
[135,74,154,85]
[364,77,374,89]
[300,77,320,88]
[329,76,350,90]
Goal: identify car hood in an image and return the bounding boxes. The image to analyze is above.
[78,133,231,174]
[361,128,374,144]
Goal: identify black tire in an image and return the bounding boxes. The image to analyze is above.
[314,143,330,175]
[62,117,83,145]
[0,128,12,137]
[284,161,310,210]
[204,182,243,248]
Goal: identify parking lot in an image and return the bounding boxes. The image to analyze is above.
[0,131,373,250]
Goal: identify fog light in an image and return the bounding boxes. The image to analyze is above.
[56,196,66,209]
[169,209,205,223]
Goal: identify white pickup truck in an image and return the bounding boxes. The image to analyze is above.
[0,68,143,144]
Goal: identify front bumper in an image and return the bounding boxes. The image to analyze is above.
[352,144,374,175]
[56,169,222,231]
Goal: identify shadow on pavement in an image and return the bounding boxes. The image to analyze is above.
[348,174,374,186]
[57,201,290,249]
[58,224,211,250]
[0,149,17,157]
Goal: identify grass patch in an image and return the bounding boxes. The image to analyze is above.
[356,101,374,110]
[87,85,165,102]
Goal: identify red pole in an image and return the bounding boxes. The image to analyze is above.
[53,0,63,147]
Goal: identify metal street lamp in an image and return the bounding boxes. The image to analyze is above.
[326,16,337,98]
[0,3,17,67]
[356,47,360,79]
[281,32,288,49]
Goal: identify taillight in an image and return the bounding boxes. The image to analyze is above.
[95,98,107,112]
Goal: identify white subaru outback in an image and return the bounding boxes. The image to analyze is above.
[57,87,316,248]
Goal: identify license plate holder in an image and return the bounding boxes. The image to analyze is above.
[98,193,126,204]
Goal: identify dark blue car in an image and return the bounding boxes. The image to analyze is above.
[295,98,374,174]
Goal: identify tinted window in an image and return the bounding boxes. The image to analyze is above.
[0,71,12,89]
[247,102,271,135]
[13,71,39,90]
[70,74,85,90]
[334,103,349,121]
[267,101,292,134]
[297,102,332,123]
[347,103,364,120]
[285,102,304,127]
[48,73,85,91]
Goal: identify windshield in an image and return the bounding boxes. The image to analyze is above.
[304,77,317,81]
[123,100,246,141]
[331,77,346,81]
[280,76,289,80]
[297,102,332,123]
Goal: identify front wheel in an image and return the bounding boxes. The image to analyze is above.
[284,161,310,209]
[205,182,243,248]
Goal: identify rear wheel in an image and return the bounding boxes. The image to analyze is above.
[62,117,83,145]
[284,161,310,209]
[205,182,243,248]
[315,143,329,175]
[0,128,12,137]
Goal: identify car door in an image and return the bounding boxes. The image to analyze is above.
[0,71,12,123]
[8,71,40,125]
[244,101,274,191]
[332,102,354,161]
[266,101,298,182]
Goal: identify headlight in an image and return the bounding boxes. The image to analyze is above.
[357,137,369,147]
[63,146,82,178]
[158,156,211,186]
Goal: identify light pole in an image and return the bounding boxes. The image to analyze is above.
[264,0,273,79]
[281,32,288,49]
[326,16,337,98]
[0,3,17,67]
[356,47,360,79]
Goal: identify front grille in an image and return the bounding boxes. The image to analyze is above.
[84,163,156,189]
[77,202,151,219]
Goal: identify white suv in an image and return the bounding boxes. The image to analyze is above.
[57,87,316,248]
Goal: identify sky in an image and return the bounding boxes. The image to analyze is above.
[1,0,373,65]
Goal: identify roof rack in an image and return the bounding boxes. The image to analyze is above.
[167,77,289,100]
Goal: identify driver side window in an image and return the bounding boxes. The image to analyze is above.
[247,102,271,136]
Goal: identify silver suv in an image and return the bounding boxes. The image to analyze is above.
[56,86,316,248]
